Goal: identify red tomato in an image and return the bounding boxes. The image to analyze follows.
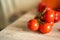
[54,11,60,23]
[55,7,60,12]
[50,22,54,26]
[38,2,46,13]
[44,8,55,23]
[28,19,39,31]
[39,23,52,34]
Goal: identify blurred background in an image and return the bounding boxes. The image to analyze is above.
[0,0,40,30]
[1,0,60,31]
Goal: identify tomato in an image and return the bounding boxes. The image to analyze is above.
[39,23,52,34]
[54,7,60,12]
[28,19,39,31]
[38,2,46,13]
[50,22,54,26]
[44,8,55,23]
[54,11,60,23]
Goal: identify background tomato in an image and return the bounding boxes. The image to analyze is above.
[42,0,60,9]
[38,2,46,13]
[54,11,60,23]
[28,19,39,31]
[39,23,52,34]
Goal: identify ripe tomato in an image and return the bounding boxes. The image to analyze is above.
[39,23,52,34]
[44,8,55,23]
[54,11,60,23]
[38,2,46,13]
[55,7,60,12]
[50,22,54,26]
[28,19,39,31]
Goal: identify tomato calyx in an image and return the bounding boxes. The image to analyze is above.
[35,8,47,24]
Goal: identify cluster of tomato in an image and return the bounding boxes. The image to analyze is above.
[27,2,60,34]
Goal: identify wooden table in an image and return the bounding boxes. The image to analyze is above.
[0,10,60,40]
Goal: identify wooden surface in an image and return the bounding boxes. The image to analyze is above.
[0,10,60,40]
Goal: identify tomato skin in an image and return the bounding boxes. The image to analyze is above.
[54,11,60,23]
[39,23,52,34]
[50,22,54,26]
[28,19,39,31]
[38,2,46,13]
[44,8,55,23]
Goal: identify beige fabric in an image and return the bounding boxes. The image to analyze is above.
[0,10,60,40]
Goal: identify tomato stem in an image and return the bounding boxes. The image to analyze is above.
[41,8,47,16]
[36,8,47,24]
